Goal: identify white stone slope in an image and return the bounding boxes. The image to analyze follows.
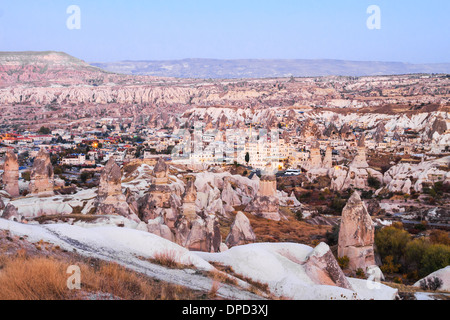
[2,188,98,218]
[0,217,259,300]
[195,243,397,300]
[414,266,450,292]
[0,218,397,300]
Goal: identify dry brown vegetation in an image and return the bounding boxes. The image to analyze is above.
[234,211,331,246]
[0,252,202,300]
[144,249,194,269]
[0,231,202,300]
[209,262,270,295]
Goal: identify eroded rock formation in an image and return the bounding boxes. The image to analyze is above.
[96,158,138,221]
[29,149,54,195]
[303,242,353,290]
[245,175,280,221]
[3,150,20,198]
[225,211,256,247]
[338,192,376,271]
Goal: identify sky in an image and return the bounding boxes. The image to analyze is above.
[0,0,449,63]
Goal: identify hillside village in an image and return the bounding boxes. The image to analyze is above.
[0,52,449,301]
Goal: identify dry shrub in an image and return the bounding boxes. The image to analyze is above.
[149,250,192,269]
[207,281,222,299]
[429,230,450,246]
[207,269,238,286]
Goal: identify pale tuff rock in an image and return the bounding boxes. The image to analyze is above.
[98,158,122,198]
[303,242,354,290]
[329,166,383,192]
[125,188,139,215]
[245,175,280,221]
[182,178,198,220]
[308,142,322,169]
[382,156,450,194]
[258,175,277,197]
[29,149,54,195]
[138,186,173,223]
[427,116,448,140]
[322,146,333,169]
[350,134,369,169]
[373,122,387,143]
[152,157,170,185]
[147,217,175,242]
[299,119,321,140]
[338,192,376,271]
[138,157,178,221]
[175,215,222,253]
[366,265,385,283]
[1,203,21,222]
[96,158,138,221]
[277,191,302,207]
[221,178,241,211]
[3,150,20,198]
[225,211,256,247]
[414,266,450,292]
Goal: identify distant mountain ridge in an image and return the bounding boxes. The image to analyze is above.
[91,58,450,79]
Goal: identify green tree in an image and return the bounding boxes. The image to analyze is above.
[405,239,430,274]
[375,226,411,265]
[420,244,450,277]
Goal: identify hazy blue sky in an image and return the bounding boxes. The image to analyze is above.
[0,0,449,63]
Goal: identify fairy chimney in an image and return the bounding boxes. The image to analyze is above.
[3,150,20,198]
[338,192,376,271]
[29,149,54,195]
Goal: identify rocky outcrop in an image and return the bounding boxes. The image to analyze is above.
[329,166,383,191]
[175,215,222,253]
[125,188,139,215]
[308,142,322,169]
[322,146,333,169]
[338,192,376,271]
[382,157,450,194]
[245,175,280,221]
[147,217,175,242]
[350,134,369,168]
[221,178,241,211]
[96,158,138,221]
[29,149,54,195]
[225,212,256,247]
[1,203,21,222]
[152,157,170,185]
[374,122,386,143]
[182,178,197,220]
[414,266,450,292]
[3,150,20,198]
[303,242,353,290]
